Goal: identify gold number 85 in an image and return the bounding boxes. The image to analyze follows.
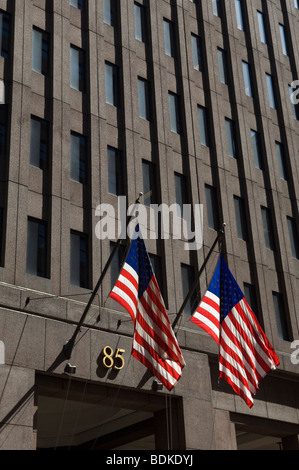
[102,346,125,370]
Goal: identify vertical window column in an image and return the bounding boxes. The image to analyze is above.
[26,218,49,278]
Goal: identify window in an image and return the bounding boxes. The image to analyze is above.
[295,0,299,8]
[287,216,299,259]
[142,160,156,206]
[70,45,85,91]
[279,24,288,56]
[251,130,263,170]
[235,0,244,31]
[163,18,175,57]
[110,242,126,289]
[105,62,119,106]
[275,141,288,180]
[103,0,115,26]
[70,0,83,9]
[175,173,188,217]
[218,48,228,84]
[149,253,165,300]
[0,105,7,158]
[205,184,219,230]
[0,11,10,58]
[26,218,49,278]
[225,118,237,158]
[138,77,150,120]
[261,206,275,250]
[32,28,49,76]
[197,105,209,146]
[181,264,197,315]
[70,231,89,288]
[265,73,276,109]
[0,207,4,266]
[134,2,146,42]
[212,0,222,17]
[242,60,253,97]
[288,85,299,120]
[273,292,290,341]
[70,132,86,183]
[244,283,260,322]
[30,116,49,170]
[257,11,267,44]
[191,34,202,71]
[234,196,247,240]
[108,146,124,196]
[168,92,181,134]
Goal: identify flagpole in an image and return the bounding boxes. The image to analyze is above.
[63,193,143,360]
[172,223,226,331]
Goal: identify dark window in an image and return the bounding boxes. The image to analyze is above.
[134,2,146,42]
[142,160,157,206]
[275,141,288,180]
[273,292,290,341]
[30,116,49,170]
[266,73,276,109]
[149,253,165,302]
[32,28,49,76]
[70,132,86,183]
[244,283,260,322]
[191,34,202,71]
[70,45,85,91]
[0,207,4,266]
[26,218,49,278]
[105,62,119,106]
[251,130,263,170]
[218,48,229,84]
[181,264,197,315]
[175,173,188,217]
[261,206,275,250]
[168,92,181,134]
[108,146,124,196]
[70,0,83,10]
[257,11,267,44]
[138,77,151,121]
[110,241,126,289]
[163,18,175,58]
[287,216,299,259]
[205,184,219,230]
[0,11,10,58]
[198,105,209,146]
[225,118,238,158]
[103,0,116,26]
[70,231,89,288]
[234,196,247,241]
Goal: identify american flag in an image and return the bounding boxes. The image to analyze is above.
[109,224,185,391]
[190,253,280,408]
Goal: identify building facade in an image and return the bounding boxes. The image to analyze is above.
[0,0,298,450]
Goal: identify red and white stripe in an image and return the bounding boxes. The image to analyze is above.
[110,262,139,323]
[190,290,220,344]
[219,298,279,408]
[110,266,185,391]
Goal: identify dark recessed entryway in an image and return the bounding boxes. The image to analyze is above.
[35,373,185,450]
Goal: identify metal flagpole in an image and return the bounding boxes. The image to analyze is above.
[172,223,226,331]
[63,193,143,360]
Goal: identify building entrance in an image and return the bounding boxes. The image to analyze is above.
[35,373,185,450]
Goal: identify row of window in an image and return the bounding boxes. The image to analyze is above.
[0,210,291,341]
[28,3,299,117]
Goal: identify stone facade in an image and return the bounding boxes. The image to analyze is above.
[0,0,298,450]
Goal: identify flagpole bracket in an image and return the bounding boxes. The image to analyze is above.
[152,380,163,392]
